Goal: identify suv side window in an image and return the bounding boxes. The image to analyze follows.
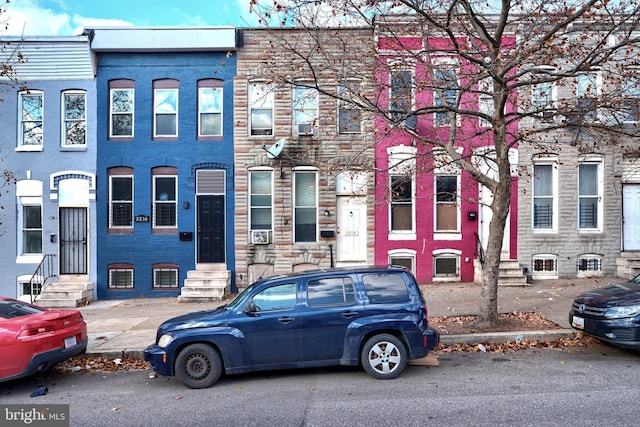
[252,283,297,311]
[307,277,355,306]
[362,273,409,303]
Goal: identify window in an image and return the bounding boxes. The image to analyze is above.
[433,61,459,126]
[21,205,42,255]
[198,79,223,137]
[435,175,459,232]
[16,179,43,260]
[388,145,416,236]
[109,169,133,228]
[250,170,273,231]
[531,67,556,120]
[362,273,409,303]
[532,254,557,278]
[307,277,355,306]
[338,80,361,133]
[576,255,602,273]
[389,250,416,274]
[153,264,179,289]
[62,90,86,147]
[390,175,413,231]
[250,82,273,136]
[21,277,42,297]
[434,253,460,279]
[18,90,44,148]
[252,283,296,311]
[390,68,413,121]
[109,80,134,138]
[532,162,556,231]
[293,83,318,134]
[622,70,640,123]
[578,162,601,230]
[154,80,178,138]
[576,71,601,122]
[478,78,494,127]
[109,264,134,289]
[294,170,317,243]
[153,173,177,228]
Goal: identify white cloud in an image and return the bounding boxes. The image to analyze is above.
[2,0,132,36]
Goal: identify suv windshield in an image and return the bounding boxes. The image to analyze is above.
[225,283,256,311]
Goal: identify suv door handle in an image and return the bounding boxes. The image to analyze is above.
[278,316,295,324]
[341,311,359,319]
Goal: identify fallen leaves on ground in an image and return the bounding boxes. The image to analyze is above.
[430,311,561,335]
[437,333,603,353]
[53,356,151,374]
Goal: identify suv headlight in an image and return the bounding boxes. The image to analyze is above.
[158,334,174,348]
[604,305,640,319]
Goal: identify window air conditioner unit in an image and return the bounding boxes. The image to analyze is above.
[297,123,314,135]
[250,230,271,244]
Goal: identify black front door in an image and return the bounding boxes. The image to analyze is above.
[197,195,225,263]
[59,207,87,274]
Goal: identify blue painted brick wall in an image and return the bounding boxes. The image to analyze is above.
[96,52,237,299]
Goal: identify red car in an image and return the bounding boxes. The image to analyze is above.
[0,297,87,382]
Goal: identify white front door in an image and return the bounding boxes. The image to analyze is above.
[336,196,367,265]
[478,184,510,255]
[623,184,640,250]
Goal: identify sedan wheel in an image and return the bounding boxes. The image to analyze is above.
[175,343,222,389]
[361,334,407,380]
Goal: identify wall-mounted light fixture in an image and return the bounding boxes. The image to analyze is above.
[324,209,331,216]
[183,201,190,210]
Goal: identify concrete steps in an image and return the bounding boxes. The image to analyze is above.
[178,264,231,302]
[474,257,528,287]
[36,279,94,308]
[616,253,640,279]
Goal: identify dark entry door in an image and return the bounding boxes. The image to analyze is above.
[197,195,225,263]
[59,207,87,274]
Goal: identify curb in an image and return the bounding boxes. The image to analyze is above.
[85,349,146,360]
[81,330,578,360]
[440,329,576,345]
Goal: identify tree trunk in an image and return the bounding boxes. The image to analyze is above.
[476,174,511,328]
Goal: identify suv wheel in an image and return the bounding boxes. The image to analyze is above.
[175,343,222,389]
[361,334,407,380]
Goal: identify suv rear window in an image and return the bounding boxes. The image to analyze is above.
[362,273,409,302]
[307,277,355,306]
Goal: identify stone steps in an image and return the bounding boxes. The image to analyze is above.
[178,264,231,302]
[36,281,94,308]
[474,258,528,287]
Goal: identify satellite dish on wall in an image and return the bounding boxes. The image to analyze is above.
[262,138,287,159]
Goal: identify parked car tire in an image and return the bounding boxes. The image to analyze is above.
[175,343,222,389]
[361,334,407,380]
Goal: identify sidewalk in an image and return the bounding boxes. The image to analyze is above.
[78,277,614,359]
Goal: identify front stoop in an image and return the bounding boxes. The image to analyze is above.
[616,253,640,279]
[178,263,231,303]
[36,279,94,308]
[474,258,528,287]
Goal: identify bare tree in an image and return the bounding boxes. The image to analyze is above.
[249,0,640,327]
[1,0,21,224]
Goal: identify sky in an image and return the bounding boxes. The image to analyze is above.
[2,0,259,36]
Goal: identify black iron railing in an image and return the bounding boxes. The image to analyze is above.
[29,254,57,303]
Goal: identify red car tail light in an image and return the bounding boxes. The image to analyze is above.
[18,325,55,338]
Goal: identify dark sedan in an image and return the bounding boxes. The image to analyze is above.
[569,276,640,350]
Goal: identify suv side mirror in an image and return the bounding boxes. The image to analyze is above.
[243,301,258,316]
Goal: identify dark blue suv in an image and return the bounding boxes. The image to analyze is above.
[144,266,439,388]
